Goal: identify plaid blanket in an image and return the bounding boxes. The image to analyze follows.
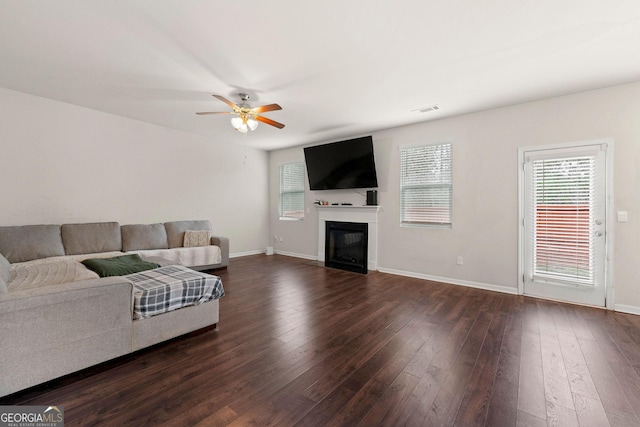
[126,265,225,320]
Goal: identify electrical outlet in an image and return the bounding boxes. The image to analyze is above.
[279,236,284,242]
[457,256,463,265]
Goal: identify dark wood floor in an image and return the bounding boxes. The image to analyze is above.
[3,254,640,426]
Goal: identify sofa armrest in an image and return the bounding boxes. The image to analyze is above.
[210,235,229,268]
[0,277,134,397]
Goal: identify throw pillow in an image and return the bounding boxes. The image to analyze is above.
[183,230,211,247]
[82,254,159,278]
[0,252,10,285]
[0,278,7,294]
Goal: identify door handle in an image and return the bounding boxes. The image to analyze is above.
[595,231,603,237]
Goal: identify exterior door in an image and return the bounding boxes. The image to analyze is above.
[521,141,609,307]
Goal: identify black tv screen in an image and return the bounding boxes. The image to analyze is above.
[304,136,378,190]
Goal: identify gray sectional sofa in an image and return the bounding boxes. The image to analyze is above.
[0,220,229,397]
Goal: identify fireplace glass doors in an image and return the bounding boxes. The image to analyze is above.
[325,221,368,274]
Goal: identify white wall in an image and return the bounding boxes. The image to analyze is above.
[269,81,640,312]
[0,88,269,255]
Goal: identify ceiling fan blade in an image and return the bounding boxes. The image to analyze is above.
[213,94,239,110]
[196,111,232,115]
[255,115,285,129]
[251,103,282,114]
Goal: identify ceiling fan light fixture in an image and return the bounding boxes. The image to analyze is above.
[199,93,284,132]
[230,116,243,129]
[231,113,257,132]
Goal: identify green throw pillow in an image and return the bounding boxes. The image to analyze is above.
[82,254,159,277]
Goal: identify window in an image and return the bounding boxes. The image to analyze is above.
[279,162,305,219]
[527,152,601,284]
[400,143,452,226]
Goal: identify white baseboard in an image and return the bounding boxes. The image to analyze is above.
[274,250,318,261]
[614,304,640,316]
[376,266,519,295]
[229,249,266,258]
[229,250,317,260]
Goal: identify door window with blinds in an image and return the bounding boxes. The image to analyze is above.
[521,142,608,307]
[400,143,452,226]
[279,162,305,220]
[529,155,597,284]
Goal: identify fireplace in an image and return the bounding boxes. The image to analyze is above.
[325,221,368,274]
[316,205,379,272]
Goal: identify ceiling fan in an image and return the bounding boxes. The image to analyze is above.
[196,93,285,133]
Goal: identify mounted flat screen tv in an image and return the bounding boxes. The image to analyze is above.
[304,136,378,190]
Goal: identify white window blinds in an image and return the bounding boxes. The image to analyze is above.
[400,143,452,226]
[279,162,305,219]
[529,155,597,285]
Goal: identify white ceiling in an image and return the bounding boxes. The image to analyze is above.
[1,1,639,151]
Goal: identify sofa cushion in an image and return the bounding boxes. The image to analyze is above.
[121,223,169,251]
[81,254,159,277]
[62,222,122,255]
[165,220,212,249]
[0,225,65,263]
[131,246,221,268]
[183,230,212,247]
[8,258,100,292]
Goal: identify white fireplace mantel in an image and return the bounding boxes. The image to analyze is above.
[316,205,380,271]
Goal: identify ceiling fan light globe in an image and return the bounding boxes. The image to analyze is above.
[237,123,249,133]
[247,118,259,131]
[230,116,243,130]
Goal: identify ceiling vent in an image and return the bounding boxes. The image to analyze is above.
[413,105,440,113]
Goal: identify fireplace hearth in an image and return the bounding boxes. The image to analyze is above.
[325,221,368,274]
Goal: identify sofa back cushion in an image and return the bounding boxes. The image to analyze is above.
[0,225,65,263]
[121,223,169,251]
[61,222,122,255]
[164,220,212,248]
